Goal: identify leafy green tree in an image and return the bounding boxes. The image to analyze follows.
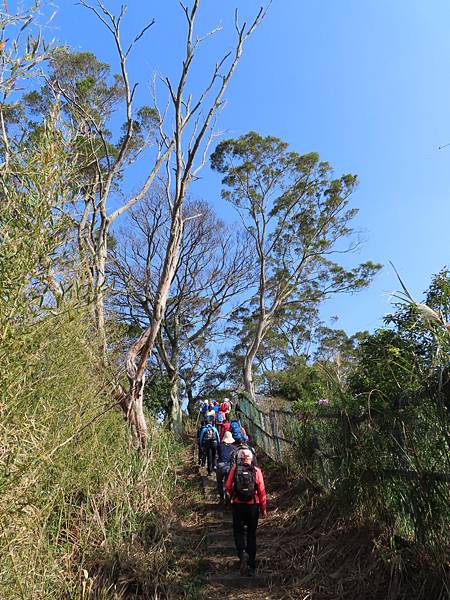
[143,374,171,419]
[349,329,421,410]
[267,356,326,403]
[211,131,381,397]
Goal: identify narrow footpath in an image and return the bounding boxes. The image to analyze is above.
[198,465,271,598]
[181,442,296,600]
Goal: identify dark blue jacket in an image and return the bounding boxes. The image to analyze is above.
[218,442,235,464]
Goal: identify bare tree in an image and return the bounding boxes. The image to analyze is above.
[110,194,252,433]
[30,0,268,446]
[51,2,168,360]
[113,2,267,445]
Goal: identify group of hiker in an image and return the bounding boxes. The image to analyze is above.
[197,398,267,576]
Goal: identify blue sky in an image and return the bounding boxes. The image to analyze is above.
[33,0,450,334]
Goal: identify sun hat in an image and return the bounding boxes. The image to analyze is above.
[222,431,235,444]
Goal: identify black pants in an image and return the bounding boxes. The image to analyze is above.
[216,462,230,500]
[232,503,260,568]
[198,444,205,466]
[204,440,218,474]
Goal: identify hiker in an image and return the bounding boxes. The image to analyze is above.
[229,417,248,444]
[216,430,236,502]
[197,420,207,466]
[220,397,232,415]
[226,448,267,575]
[219,413,231,441]
[205,403,216,421]
[231,439,258,466]
[215,409,225,436]
[199,420,220,475]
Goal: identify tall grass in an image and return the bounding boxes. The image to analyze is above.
[0,302,184,599]
[0,120,185,598]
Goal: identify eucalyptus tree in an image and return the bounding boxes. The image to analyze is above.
[110,194,252,433]
[116,2,268,445]
[211,131,381,398]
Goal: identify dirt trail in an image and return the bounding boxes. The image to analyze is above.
[187,451,299,600]
[199,467,272,598]
[173,444,447,600]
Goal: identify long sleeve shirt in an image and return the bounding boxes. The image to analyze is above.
[220,421,231,441]
[226,465,267,515]
[218,442,235,464]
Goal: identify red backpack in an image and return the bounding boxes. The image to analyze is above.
[220,421,231,441]
[220,401,230,413]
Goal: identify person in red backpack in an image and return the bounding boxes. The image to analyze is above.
[225,448,267,575]
[219,413,231,442]
[220,397,232,415]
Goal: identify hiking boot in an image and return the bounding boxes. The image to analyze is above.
[247,565,256,576]
[239,551,249,575]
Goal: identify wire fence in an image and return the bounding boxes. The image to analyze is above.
[236,392,450,489]
[236,392,295,463]
[236,391,450,556]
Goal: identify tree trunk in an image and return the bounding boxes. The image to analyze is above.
[118,374,148,448]
[243,357,255,399]
[243,316,267,400]
[94,219,108,361]
[186,383,196,417]
[122,213,185,447]
[168,372,183,436]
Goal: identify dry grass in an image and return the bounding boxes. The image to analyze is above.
[258,454,450,600]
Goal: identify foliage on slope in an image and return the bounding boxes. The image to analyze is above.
[0,96,185,600]
[264,272,450,579]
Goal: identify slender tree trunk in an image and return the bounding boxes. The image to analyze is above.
[123,214,184,447]
[168,371,183,436]
[186,384,196,417]
[117,372,148,448]
[243,357,255,399]
[94,217,108,361]
[243,316,268,399]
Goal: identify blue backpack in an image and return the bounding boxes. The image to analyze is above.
[203,424,217,445]
[230,419,242,442]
